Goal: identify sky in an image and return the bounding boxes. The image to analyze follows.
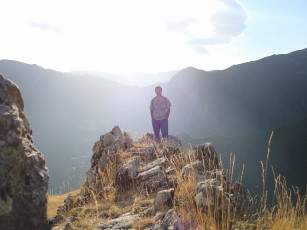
[0,0,306,75]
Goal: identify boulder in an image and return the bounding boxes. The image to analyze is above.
[0,74,49,230]
[136,166,168,191]
[195,175,252,220]
[153,188,175,213]
[139,157,167,173]
[115,157,141,189]
[154,209,181,230]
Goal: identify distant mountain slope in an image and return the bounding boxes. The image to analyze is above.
[70,70,177,86]
[181,115,307,196]
[1,48,306,193]
[165,48,307,137]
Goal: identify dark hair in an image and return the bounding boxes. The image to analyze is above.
[155,86,162,91]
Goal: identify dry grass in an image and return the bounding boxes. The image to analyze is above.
[48,135,307,230]
[47,189,80,218]
[133,217,154,230]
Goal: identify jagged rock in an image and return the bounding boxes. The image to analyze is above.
[181,160,204,178]
[138,133,155,143]
[231,183,253,218]
[161,146,181,159]
[95,213,138,230]
[140,157,167,173]
[64,194,77,212]
[195,177,252,220]
[154,212,164,222]
[64,221,75,230]
[84,126,131,193]
[136,166,168,191]
[55,193,86,217]
[141,145,157,160]
[154,188,175,213]
[195,179,225,208]
[53,214,66,225]
[193,142,219,170]
[115,157,141,189]
[57,204,67,216]
[0,74,49,230]
[66,216,81,222]
[154,209,181,230]
[165,166,175,175]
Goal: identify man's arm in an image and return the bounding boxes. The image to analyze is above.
[150,108,154,118]
[166,107,170,119]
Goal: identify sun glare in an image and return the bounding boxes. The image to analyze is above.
[1,0,239,75]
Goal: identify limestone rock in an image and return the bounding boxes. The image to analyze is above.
[96,213,138,230]
[195,179,225,208]
[154,188,174,213]
[139,157,167,173]
[53,214,66,225]
[115,157,141,189]
[154,209,180,230]
[195,175,252,220]
[0,74,49,230]
[193,142,219,170]
[84,126,131,194]
[142,145,157,160]
[181,160,204,178]
[136,165,168,191]
[161,146,181,159]
[138,133,155,143]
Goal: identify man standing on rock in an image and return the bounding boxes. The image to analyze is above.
[150,86,171,142]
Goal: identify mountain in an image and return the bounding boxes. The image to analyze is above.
[166,48,307,137]
[0,48,306,193]
[70,70,178,86]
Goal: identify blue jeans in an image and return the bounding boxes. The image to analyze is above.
[152,117,168,141]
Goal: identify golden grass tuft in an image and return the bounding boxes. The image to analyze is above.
[47,189,80,218]
[133,217,154,230]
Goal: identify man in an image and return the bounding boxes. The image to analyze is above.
[150,86,171,142]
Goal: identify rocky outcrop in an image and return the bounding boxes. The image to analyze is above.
[54,127,252,230]
[0,74,49,230]
[152,209,181,230]
[81,126,132,197]
[153,188,174,212]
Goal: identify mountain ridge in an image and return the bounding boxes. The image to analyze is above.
[1,47,306,193]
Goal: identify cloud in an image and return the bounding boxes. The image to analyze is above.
[165,18,196,33]
[212,0,247,37]
[30,22,61,32]
[192,46,209,54]
[187,0,247,54]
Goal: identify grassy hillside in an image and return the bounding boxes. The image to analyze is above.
[48,189,80,218]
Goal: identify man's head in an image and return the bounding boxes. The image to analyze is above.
[155,86,162,96]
